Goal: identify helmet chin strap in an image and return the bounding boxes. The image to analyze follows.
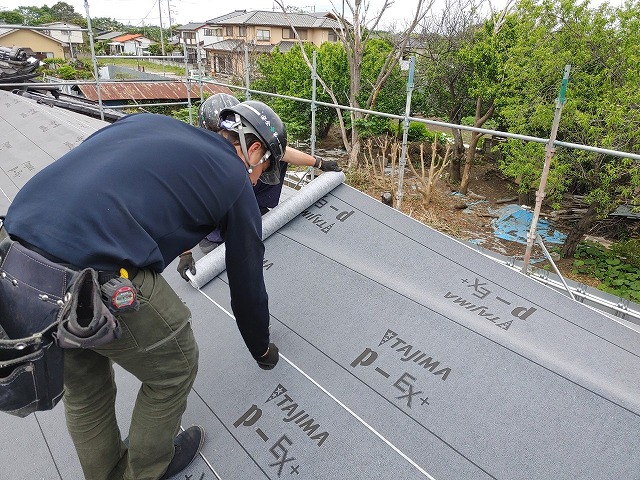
[235,113,270,173]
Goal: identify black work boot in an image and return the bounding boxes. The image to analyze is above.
[160,425,206,479]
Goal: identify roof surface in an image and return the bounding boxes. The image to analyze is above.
[216,10,339,29]
[1,89,639,479]
[95,31,125,41]
[175,22,207,31]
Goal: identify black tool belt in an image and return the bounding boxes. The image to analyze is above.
[0,227,76,417]
[0,227,124,417]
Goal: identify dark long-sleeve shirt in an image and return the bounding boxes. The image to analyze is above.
[4,113,270,357]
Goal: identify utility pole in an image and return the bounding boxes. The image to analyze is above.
[158,0,165,57]
[166,0,173,40]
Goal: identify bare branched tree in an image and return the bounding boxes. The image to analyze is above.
[274,0,431,167]
[407,140,452,206]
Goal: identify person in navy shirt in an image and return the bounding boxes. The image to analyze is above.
[192,94,341,256]
[3,108,282,480]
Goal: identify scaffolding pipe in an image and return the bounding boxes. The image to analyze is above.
[244,46,251,100]
[522,65,571,273]
[183,42,193,125]
[396,56,415,210]
[84,0,103,121]
[535,234,575,300]
[309,50,318,181]
[183,77,640,162]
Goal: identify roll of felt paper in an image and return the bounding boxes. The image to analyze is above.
[188,171,345,289]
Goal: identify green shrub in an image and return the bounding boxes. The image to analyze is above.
[573,241,640,302]
[354,117,394,138]
[389,121,449,143]
[406,121,430,141]
[608,239,640,268]
[56,65,77,79]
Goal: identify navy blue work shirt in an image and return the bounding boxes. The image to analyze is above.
[253,160,288,209]
[4,113,270,358]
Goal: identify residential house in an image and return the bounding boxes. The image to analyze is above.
[107,33,155,56]
[173,22,224,66]
[203,10,340,77]
[38,22,84,58]
[0,26,66,59]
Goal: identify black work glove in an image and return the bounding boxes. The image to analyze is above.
[317,157,342,172]
[177,252,196,281]
[256,343,279,370]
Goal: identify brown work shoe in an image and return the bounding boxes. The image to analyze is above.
[160,425,205,479]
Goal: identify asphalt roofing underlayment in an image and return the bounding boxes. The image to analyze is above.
[1,89,640,479]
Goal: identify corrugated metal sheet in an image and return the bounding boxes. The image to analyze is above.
[76,82,233,101]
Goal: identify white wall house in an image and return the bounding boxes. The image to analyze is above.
[39,22,83,58]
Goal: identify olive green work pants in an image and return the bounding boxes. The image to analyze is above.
[62,269,199,480]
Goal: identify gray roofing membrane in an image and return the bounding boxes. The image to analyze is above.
[1,89,639,479]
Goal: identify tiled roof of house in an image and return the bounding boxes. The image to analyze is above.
[111,33,142,43]
[204,38,273,54]
[214,10,340,29]
[205,10,247,23]
[203,38,244,52]
[175,23,206,31]
[95,31,125,41]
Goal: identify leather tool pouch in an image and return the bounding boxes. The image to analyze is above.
[53,268,121,349]
[0,230,75,417]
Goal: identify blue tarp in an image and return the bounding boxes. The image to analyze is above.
[491,204,567,244]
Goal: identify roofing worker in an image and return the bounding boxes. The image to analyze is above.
[2,109,281,480]
[180,94,341,271]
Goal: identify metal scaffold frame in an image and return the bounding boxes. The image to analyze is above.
[4,2,639,319]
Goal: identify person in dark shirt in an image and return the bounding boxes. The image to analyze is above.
[184,94,341,261]
[3,109,282,480]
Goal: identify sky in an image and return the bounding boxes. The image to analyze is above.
[0,0,485,29]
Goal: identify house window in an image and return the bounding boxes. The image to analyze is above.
[183,32,196,41]
[225,26,234,36]
[328,31,338,42]
[204,28,222,36]
[282,28,294,39]
[238,26,246,37]
[34,51,54,59]
[214,53,233,75]
[282,28,307,40]
[256,29,270,42]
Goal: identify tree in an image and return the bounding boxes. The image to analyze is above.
[0,10,24,24]
[495,0,640,257]
[16,6,54,25]
[456,3,515,193]
[253,43,343,140]
[274,0,430,167]
[413,0,487,185]
[50,1,84,24]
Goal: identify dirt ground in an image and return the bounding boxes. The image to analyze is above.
[313,132,602,288]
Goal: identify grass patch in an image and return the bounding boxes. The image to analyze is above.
[103,58,186,76]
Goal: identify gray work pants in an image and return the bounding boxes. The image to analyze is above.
[63,269,199,480]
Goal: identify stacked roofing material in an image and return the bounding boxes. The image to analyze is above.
[0,46,41,84]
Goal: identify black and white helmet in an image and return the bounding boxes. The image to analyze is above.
[198,93,239,131]
[219,100,287,185]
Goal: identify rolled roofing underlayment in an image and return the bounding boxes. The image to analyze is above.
[188,171,346,289]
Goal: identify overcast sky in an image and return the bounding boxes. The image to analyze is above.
[0,0,437,29]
